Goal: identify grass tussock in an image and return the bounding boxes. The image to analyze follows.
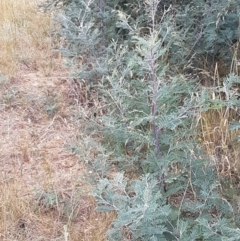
[199,44,240,180]
[200,108,240,175]
[0,0,60,77]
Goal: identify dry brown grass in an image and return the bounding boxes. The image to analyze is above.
[0,72,115,241]
[0,0,61,77]
[200,108,240,176]
[198,43,240,181]
[0,1,115,240]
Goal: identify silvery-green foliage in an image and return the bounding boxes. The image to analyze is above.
[100,0,197,183]
[196,74,240,113]
[94,169,240,240]
[43,0,240,76]
[95,1,240,240]
[44,0,240,240]
[43,0,112,84]
[94,173,176,241]
[171,0,240,67]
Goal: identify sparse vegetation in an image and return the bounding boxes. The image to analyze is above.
[1,0,240,240]
[0,0,115,240]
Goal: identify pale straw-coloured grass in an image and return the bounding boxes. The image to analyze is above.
[0,0,60,77]
[199,42,240,180]
[0,1,115,240]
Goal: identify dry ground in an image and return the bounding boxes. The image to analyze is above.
[0,0,114,240]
